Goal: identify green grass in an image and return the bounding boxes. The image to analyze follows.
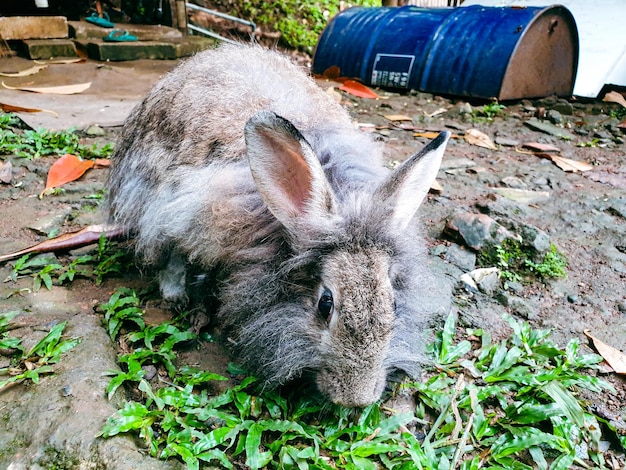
[479,240,567,287]
[96,289,623,469]
[234,0,380,52]
[0,112,113,159]
[8,236,134,292]
[0,312,80,391]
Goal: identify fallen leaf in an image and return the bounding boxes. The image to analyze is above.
[339,80,380,99]
[94,158,111,168]
[321,65,341,80]
[522,142,561,153]
[584,330,626,374]
[2,81,92,95]
[490,188,550,204]
[0,224,125,263]
[618,119,626,130]
[34,58,85,65]
[0,101,59,117]
[0,159,12,183]
[602,90,626,108]
[464,128,497,150]
[384,114,413,122]
[40,154,95,198]
[0,65,47,77]
[414,131,443,139]
[424,107,447,117]
[549,155,593,172]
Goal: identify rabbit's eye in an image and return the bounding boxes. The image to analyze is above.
[318,288,334,322]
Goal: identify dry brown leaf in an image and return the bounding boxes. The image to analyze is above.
[415,131,462,139]
[2,81,91,95]
[0,159,13,184]
[522,142,561,153]
[0,65,47,77]
[34,58,85,65]
[584,330,626,374]
[424,107,447,117]
[325,86,343,103]
[0,101,59,117]
[384,114,413,122]
[549,155,593,172]
[602,90,626,108]
[0,224,125,263]
[464,128,497,150]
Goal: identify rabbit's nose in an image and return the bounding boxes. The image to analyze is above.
[317,369,387,408]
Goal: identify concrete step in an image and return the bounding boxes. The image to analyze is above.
[74,36,215,61]
[0,16,68,40]
[68,20,183,41]
[20,38,77,59]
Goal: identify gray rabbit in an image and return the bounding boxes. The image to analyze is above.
[106,43,450,407]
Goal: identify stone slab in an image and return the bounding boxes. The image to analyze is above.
[0,16,68,40]
[68,20,183,41]
[21,38,77,59]
[75,36,214,61]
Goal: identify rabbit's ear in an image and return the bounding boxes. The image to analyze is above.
[375,131,450,231]
[245,111,337,228]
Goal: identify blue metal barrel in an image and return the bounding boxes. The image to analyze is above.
[313,5,578,100]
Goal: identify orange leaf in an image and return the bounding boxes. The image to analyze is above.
[94,158,111,168]
[584,330,626,374]
[339,80,380,99]
[0,101,58,117]
[41,154,94,198]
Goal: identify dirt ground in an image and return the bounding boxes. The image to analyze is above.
[0,52,625,468]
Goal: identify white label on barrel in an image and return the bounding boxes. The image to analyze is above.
[371,54,415,89]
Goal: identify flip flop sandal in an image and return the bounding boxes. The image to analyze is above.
[86,12,114,28]
[103,29,138,42]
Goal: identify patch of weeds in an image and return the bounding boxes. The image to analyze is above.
[97,289,622,469]
[479,239,567,287]
[7,236,135,291]
[0,312,80,391]
[415,313,620,469]
[608,106,626,120]
[235,0,380,52]
[0,112,114,159]
[577,138,602,148]
[471,101,506,122]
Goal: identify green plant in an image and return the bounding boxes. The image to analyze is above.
[7,236,134,291]
[472,101,506,122]
[0,313,80,391]
[235,1,380,52]
[479,240,567,286]
[0,113,114,159]
[99,287,145,340]
[97,285,622,469]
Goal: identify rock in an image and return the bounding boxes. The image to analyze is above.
[516,222,552,253]
[441,158,476,171]
[524,118,575,140]
[546,109,563,125]
[444,212,520,251]
[84,125,106,136]
[501,176,528,189]
[467,267,500,294]
[494,136,520,147]
[551,99,574,115]
[458,102,472,114]
[28,209,72,236]
[445,243,477,271]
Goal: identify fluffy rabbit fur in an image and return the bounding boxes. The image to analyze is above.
[106,43,450,407]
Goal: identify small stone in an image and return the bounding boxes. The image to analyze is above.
[617,301,626,314]
[142,365,158,381]
[524,118,575,139]
[517,222,551,253]
[494,136,520,147]
[467,267,500,294]
[546,109,563,124]
[444,212,520,251]
[84,125,106,136]
[458,102,472,114]
[509,296,538,320]
[551,99,574,115]
[445,243,477,271]
[567,294,579,303]
[501,176,528,189]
